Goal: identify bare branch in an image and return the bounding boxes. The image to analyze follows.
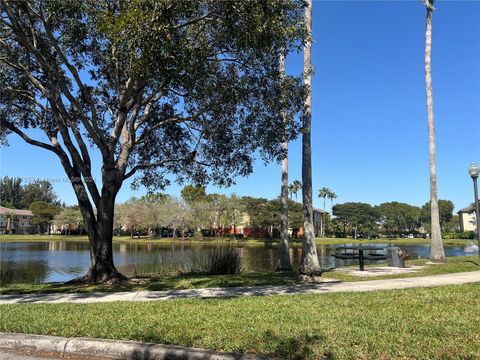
[1,119,59,154]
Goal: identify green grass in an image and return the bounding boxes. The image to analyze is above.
[325,255,480,282]
[1,284,479,359]
[0,272,300,295]
[0,233,470,246]
[315,237,470,246]
[2,256,479,295]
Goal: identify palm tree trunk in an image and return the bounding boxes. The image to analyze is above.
[277,48,293,272]
[300,0,320,275]
[424,2,445,263]
[322,197,326,237]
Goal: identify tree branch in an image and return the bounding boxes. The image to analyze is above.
[1,120,59,154]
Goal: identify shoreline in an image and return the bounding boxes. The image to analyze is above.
[0,235,470,246]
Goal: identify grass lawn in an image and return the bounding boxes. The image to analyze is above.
[1,256,479,295]
[0,284,479,359]
[325,255,480,282]
[0,234,470,246]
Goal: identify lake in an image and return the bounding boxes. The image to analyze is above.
[0,240,473,285]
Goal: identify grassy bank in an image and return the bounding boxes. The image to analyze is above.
[1,284,479,359]
[0,234,470,246]
[2,256,479,295]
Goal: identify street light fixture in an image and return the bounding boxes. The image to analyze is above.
[468,162,480,257]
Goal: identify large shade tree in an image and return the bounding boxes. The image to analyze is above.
[0,0,306,283]
[376,202,421,237]
[423,0,445,263]
[332,202,380,239]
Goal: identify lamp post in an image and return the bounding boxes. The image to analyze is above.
[468,162,480,257]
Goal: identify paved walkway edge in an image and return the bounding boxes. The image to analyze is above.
[0,332,268,360]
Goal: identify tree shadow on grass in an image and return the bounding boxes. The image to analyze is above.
[141,271,300,291]
[0,272,300,295]
[263,330,335,360]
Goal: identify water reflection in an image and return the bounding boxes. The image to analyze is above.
[0,240,472,285]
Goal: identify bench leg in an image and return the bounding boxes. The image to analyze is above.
[359,249,365,271]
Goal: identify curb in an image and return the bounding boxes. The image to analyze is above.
[0,332,270,360]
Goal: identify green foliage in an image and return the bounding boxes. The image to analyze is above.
[442,215,460,233]
[288,180,302,201]
[29,201,60,232]
[442,231,475,240]
[1,0,307,191]
[181,185,207,204]
[376,201,421,236]
[332,202,380,237]
[0,177,59,209]
[0,177,22,208]
[420,200,455,230]
[21,181,60,208]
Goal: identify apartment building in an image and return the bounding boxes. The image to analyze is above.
[458,205,477,232]
[0,206,34,234]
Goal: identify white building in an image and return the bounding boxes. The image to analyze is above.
[458,205,477,232]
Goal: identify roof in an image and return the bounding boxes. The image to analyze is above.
[458,205,475,213]
[313,207,329,214]
[0,206,33,216]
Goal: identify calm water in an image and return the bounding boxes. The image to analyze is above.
[0,240,472,284]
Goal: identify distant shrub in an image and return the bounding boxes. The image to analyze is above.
[442,231,475,239]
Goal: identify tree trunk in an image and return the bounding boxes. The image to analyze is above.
[424,2,445,263]
[68,169,127,284]
[299,0,320,275]
[277,48,293,271]
[69,196,126,284]
[322,197,326,237]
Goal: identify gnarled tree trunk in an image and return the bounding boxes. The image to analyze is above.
[86,198,125,283]
[69,170,127,284]
[299,0,320,275]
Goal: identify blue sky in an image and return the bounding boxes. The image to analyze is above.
[1,0,479,213]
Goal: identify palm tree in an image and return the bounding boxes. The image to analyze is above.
[423,0,445,263]
[299,0,320,275]
[318,187,329,237]
[289,180,302,202]
[277,47,293,272]
[327,190,337,216]
[288,184,295,200]
[326,190,337,236]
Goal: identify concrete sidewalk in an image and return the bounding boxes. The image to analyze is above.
[1,271,479,305]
